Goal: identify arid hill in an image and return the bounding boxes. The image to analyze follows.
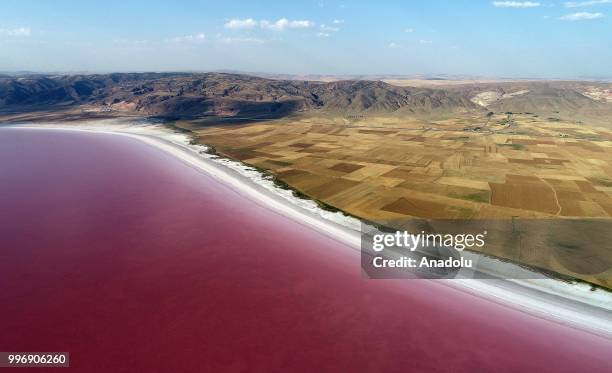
[0,73,482,119]
[445,81,612,123]
[1,73,610,122]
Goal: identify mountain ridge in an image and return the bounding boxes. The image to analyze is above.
[1,73,610,122]
[0,72,483,118]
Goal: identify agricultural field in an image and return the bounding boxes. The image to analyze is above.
[182,113,612,287]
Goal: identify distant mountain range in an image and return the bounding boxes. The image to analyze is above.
[0,72,610,121]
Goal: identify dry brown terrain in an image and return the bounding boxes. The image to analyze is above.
[187,114,612,219]
[183,113,612,287]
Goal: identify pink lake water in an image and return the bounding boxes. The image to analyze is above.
[0,128,610,372]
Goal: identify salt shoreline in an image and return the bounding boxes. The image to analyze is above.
[3,119,612,338]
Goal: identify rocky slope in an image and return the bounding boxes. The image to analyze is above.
[2,73,610,121]
[0,73,482,118]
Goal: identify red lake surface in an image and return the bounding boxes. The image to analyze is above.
[0,128,610,372]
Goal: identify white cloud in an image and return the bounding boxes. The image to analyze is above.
[419,39,433,44]
[319,24,340,32]
[260,18,314,30]
[166,33,205,43]
[113,39,149,45]
[224,18,315,31]
[564,0,612,7]
[217,35,265,44]
[332,19,344,24]
[492,1,541,8]
[316,23,340,38]
[0,27,31,37]
[224,18,258,29]
[559,11,605,19]
[387,42,402,49]
[405,28,414,33]
[289,20,314,28]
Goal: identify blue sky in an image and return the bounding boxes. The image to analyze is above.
[0,0,610,77]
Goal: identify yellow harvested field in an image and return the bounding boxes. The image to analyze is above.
[437,177,490,190]
[181,113,612,286]
[187,113,612,221]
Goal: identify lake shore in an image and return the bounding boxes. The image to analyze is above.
[4,118,612,338]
